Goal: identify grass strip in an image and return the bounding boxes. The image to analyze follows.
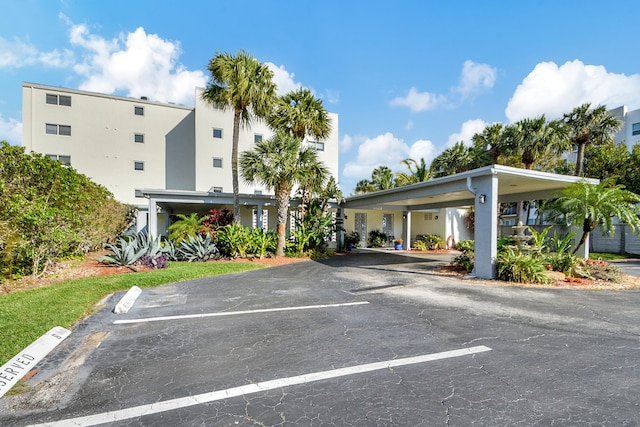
[0,262,265,366]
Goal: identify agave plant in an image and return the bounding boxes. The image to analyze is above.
[177,234,219,262]
[99,237,146,266]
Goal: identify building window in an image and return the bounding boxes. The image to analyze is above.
[254,190,262,195]
[213,128,223,138]
[134,106,144,116]
[308,140,325,151]
[45,123,71,136]
[47,154,71,165]
[134,161,144,171]
[254,134,263,143]
[632,123,640,136]
[213,157,223,168]
[134,133,144,143]
[212,186,223,193]
[46,94,71,106]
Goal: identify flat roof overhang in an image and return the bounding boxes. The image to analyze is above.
[342,164,599,211]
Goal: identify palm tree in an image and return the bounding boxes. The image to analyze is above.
[168,213,206,244]
[268,88,332,140]
[563,103,622,177]
[508,116,570,170]
[201,50,277,222]
[268,88,332,218]
[240,132,328,256]
[371,166,395,190]
[471,123,505,168]
[354,179,376,194]
[549,179,640,255]
[396,158,432,186]
[430,141,472,178]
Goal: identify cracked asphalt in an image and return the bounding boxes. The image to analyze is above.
[2,251,640,426]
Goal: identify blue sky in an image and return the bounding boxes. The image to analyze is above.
[2,0,640,194]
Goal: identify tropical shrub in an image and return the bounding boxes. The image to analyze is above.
[367,229,387,248]
[250,228,277,258]
[580,258,622,282]
[203,207,234,235]
[216,222,252,257]
[496,247,550,284]
[528,226,552,249]
[456,240,474,252]
[413,240,428,251]
[168,213,206,244]
[421,234,443,250]
[345,231,361,248]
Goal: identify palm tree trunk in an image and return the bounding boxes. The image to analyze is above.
[574,142,585,177]
[572,231,589,255]
[232,109,241,223]
[276,186,291,257]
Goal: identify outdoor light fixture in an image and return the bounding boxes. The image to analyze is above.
[479,194,486,204]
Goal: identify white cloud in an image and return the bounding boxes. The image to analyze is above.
[445,119,487,148]
[505,60,640,122]
[456,60,496,96]
[0,114,22,145]
[342,132,409,178]
[405,120,414,131]
[266,62,303,96]
[0,36,73,69]
[69,23,207,105]
[390,87,446,112]
[408,139,438,165]
[342,133,439,180]
[339,134,354,153]
[391,61,496,112]
[324,89,340,104]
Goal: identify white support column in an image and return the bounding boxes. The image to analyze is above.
[472,173,499,279]
[403,211,412,250]
[336,208,345,249]
[148,198,158,238]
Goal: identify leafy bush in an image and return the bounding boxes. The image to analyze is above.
[216,222,252,257]
[497,236,515,251]
[250,228,277,258]
[203,207,234,234]
[528,226,552,249]
[138,254,169,269]
[0,142,131,279]
[420,234,443,250]
[345,231,360,248]
[367,229,387,248]
[452,253,474,272]
[456,240,474,252]
[413,240,428,251]
[497,247,550,284]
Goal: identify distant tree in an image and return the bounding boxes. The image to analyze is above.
[583,141,630,182]
[548,179,640,255]
[508,116,570,170]
[470,123,506,168]
[354,179,377,195]
[622,144,640,195]
[563,103,622,177]
[396,158,432,186]
[240,132,327,256]
[202,50,276,222]
[371,166,396,190]
[430,141,472,177]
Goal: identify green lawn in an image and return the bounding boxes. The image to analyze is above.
[0,262,265,366]
[590,252,639,261]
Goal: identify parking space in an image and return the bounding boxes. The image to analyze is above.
[3,252,640,426]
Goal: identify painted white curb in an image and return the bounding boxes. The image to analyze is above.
[0,326,71,398]
[113,286,141,314]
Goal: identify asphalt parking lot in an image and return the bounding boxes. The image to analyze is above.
[2,251,640,426]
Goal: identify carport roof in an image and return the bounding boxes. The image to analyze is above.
[342,164,598,211]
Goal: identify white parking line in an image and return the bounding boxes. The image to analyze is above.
[113,301,370,324]
[29,345,491,427]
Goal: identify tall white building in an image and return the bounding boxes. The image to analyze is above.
[609,105,640,150]
[22,82,339,234]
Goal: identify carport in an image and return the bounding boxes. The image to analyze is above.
[341,165,598,279]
